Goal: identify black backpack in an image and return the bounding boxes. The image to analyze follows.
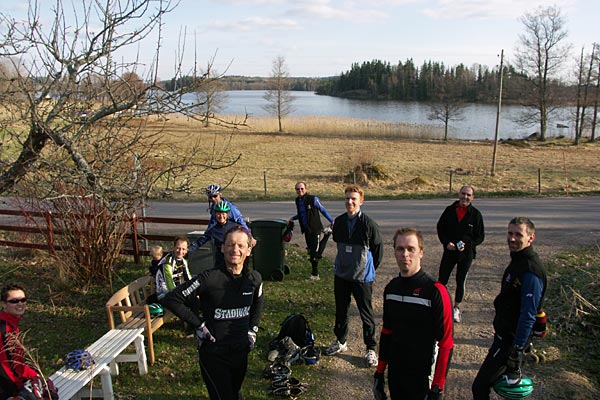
[275,313,315,347]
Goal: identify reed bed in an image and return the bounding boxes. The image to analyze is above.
[147,114,600,200]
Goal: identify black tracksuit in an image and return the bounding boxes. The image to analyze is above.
[436,201,485,303]
[162,266,263,400]
[472,246,547,400]
[293,193,334,276]
[378,269,454,399]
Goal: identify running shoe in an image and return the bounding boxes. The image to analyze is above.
[365,349,378,367]
[453,307,461,323]
[323,340,348,356]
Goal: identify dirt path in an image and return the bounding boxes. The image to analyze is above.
[316,222,600,399]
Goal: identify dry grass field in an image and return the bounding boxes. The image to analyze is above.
[147,114,600,200]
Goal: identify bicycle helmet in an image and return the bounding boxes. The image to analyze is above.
[493,376,534,399]
[148,303,164,317]
[65,349,95,371]
[214,201,231,213]
[205,184,221,197]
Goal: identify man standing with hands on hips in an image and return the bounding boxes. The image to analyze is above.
[162,226,263,400]
[324,185,383,368]
[437,185,485,323]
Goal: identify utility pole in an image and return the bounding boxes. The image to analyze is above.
[491,49,504,177]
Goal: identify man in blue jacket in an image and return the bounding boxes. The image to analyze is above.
[472,217,547,399]
[324,185,383,368]
[289,181,334,280]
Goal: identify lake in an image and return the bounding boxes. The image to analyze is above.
[183,90,574,141]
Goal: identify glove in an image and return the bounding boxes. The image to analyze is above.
[248,327,257,351]
[425,385,443,400]
[43,378,59,400]
[503,345,523,385]
[195,323,216,348]
[373,372,387,400]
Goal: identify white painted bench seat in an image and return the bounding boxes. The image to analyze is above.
[50,328,147,400]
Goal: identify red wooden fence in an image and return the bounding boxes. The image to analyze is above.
[0,209,209,264]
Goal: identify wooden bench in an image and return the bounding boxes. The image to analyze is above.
[50,328,147,400]
[106,275,171,365]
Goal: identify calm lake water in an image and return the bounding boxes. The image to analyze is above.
[184,90,574,140]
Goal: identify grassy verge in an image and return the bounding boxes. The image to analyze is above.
[536,244,600,395]
[2,245,338,400]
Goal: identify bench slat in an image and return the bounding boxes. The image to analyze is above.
[106,275,173,365]
[50,328,146,400]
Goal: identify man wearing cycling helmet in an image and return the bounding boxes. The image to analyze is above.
[190,201,240,268]
[205,184,249,229]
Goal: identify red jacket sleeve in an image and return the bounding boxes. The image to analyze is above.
[431,282,454,390]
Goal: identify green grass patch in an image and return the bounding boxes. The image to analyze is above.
[541,244,600,386]
[1,245,338,399]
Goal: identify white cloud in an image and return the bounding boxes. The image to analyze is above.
[207,17,300,32]
[422,0,577,20]
[285,2,388,22]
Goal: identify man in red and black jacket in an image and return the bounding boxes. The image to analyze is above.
[436,185,485,323]
[0,284,40,399]
[374,228,454,400]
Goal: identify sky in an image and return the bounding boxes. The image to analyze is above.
[2,0,599,79]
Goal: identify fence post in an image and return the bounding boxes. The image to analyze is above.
[45,211,57,256]
[130,213,141,264]
[538,168,541,194]
[449,171,453,193]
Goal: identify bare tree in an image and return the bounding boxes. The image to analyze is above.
[427,80,465,141]
[0,0,241,199]
[514,5,571,141]
[263,55,294,132]
[573,45,596,144]
[196,56,228,127]
[589,43,599,142]
[0,0,242,283]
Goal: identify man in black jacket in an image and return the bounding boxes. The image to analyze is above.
[374,228,454,400]
[437,185,485,323]
[162,226,263,400]
[472,217,546,399]
[324,185,383,368]
[289,181,334,280]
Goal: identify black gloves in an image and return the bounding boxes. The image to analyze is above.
[373,372,387,400]
[425,385,443,400]
[504,345,523,384]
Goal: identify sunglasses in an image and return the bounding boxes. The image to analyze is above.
[6,298,27,304]
[208,194,219,199]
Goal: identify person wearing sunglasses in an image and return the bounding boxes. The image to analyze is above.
[289,181,334,281]
[205,184,248,229]
[205,184,255,248]
[0,284,46,399]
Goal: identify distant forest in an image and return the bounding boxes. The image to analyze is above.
[313,59,573,104]
[160,58,575,105]
[160,75,324,92]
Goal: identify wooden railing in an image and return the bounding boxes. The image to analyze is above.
[0,209,209,264]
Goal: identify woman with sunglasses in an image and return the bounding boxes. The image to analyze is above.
[0,284,42,399]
